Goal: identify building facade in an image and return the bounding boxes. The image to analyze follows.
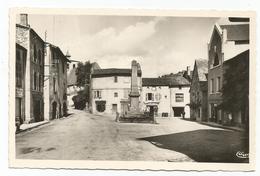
[15,44,27,126]
[91,68,142,115]
[190,59,208,122]
[170,84,190,118]
[16,14,45,123]
[44,43,70,120]
[207,22,249,125]
[142,78,171,117]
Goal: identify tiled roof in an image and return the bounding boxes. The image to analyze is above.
[92,68,142,78]
[142,76,190,87]
[195,59,208,82]
[220,24,249,41]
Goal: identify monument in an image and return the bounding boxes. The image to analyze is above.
[118,60,155,123]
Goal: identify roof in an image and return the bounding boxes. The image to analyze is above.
[16,43,27,51]
[195,59,208,82]
[224,49,249,65]
[142,76,190,87]
[92,68,142,78]
[67,68,77,86]
[220,24,249,41]
[46,43,71,63]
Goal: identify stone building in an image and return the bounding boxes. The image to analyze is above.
[44,43,70,120]
[90,67,142,115]
[16,14,45,123]
[190,59,208,122]
[15,43,27,126]
[207,21,249,125]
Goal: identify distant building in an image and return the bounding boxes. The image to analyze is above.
[67,61,101,108]
[190,59,208,122]
[207,22,249,125]
[16,14,45,123]
[90,68,142,115]
[15,43,27,126]
[44,43,70,120]
[66,59,81,107]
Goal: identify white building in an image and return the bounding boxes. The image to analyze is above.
[142,76,190,118]
[91,68,142,115]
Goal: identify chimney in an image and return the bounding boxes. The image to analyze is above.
[20,14,28,26]
[187,66,191,76]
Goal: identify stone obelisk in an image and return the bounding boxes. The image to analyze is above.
[129,60,140,113]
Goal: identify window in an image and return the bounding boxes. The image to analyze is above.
[175,93,184,102]
[114,92,118,97]
[16,51,22,88]
[146,93,154,101]
[38,50,41,64]
[94,90,102,99]
[210,79,214,93]
[216,77,221,92]
[33,71,37,90]
[213,53,219,67]
[33,44,37,62]
[114,76,118,83]
[53,77,56,93]
[155,93,161,101]
[39,75,42,92]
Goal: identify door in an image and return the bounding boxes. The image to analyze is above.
[15,98,22,124]
[112,104,118,114]
[52,101,57,120]
[34,100,41,122]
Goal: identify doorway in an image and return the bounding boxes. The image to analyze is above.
[33,100,41,122]
[52,101,57,120]
[172,107,184,117]
[112,104,118,114]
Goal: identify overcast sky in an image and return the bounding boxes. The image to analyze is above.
[18,15,221,77]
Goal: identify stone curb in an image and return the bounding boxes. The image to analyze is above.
[16,121,50,134]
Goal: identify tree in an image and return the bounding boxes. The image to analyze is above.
[75,61,92,87]
[73,61,92,110]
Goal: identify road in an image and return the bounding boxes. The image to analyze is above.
[16,109,249,162]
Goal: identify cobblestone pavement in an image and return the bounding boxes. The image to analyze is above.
[16,109,248,162]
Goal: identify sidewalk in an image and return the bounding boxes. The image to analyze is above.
[17,120,50,133]
[200,121,245,132]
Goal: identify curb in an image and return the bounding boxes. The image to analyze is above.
[16,121,50,134]
[200,122,245,132]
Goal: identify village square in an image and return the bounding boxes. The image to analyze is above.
[15,14,249,162]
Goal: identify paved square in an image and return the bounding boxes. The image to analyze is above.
[16,109,248,162]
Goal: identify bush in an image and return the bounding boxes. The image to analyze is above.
[72,89,88,110]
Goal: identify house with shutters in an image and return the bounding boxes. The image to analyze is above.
[141,75,190,118]
[207,21,249,125]
[90,68,142,115]
[190,59,208,122]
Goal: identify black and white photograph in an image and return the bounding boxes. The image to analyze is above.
[8,8,255,170]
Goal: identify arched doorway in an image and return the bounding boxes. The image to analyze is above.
[52,101,57,120]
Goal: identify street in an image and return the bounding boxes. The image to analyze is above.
[16,109,248,162]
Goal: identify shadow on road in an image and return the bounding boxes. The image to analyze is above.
[138,129,249,163]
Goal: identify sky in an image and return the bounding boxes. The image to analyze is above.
[18,15,220,77]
